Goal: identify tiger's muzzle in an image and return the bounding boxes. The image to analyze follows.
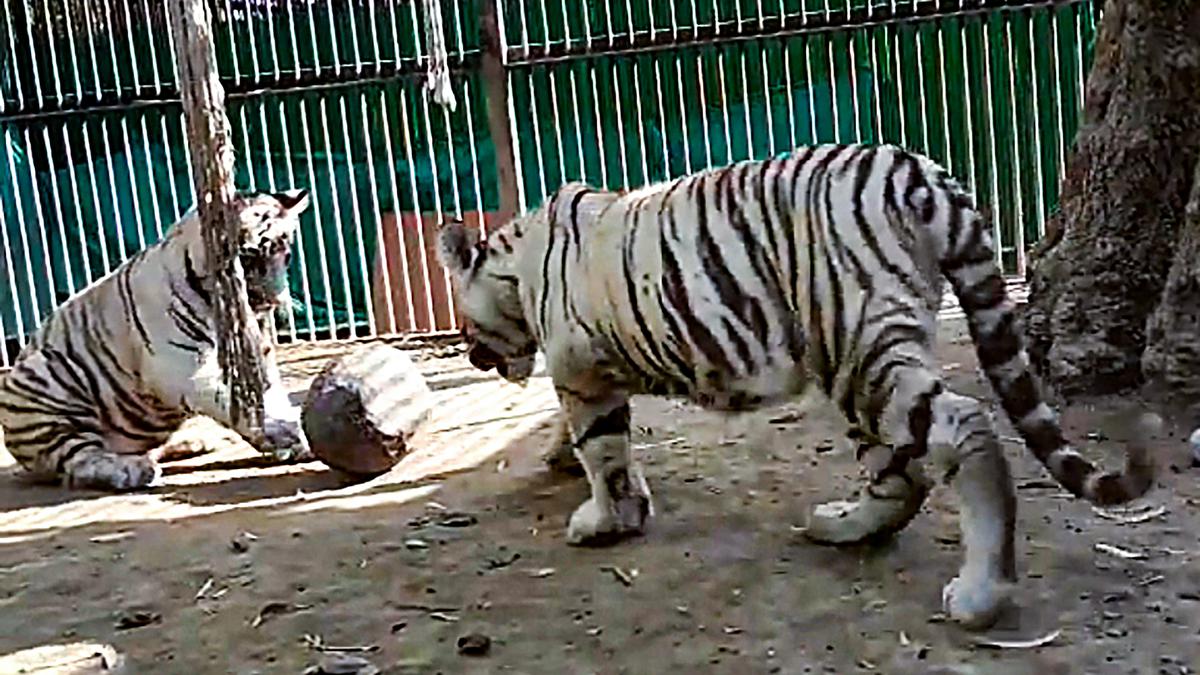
[463,330,536,384]
[467,341,505,372]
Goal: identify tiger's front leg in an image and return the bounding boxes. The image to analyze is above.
[185,358,310,461]
[260,384,312,462]
[560,392,653,546]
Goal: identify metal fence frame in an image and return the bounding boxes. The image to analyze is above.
[0,0,1099,366]
[498,0,1099,271]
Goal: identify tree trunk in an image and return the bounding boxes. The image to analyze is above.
[168,0,268,434]
[1143,161,1200,400]
[1022,0,1200,398]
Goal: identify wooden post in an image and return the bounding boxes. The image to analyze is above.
[480,0,520,223]
[168,0,267,436]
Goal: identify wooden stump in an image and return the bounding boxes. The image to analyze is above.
[301,344,432,477]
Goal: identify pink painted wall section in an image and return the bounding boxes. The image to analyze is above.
[371,212,501,334]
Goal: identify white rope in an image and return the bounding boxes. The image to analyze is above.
[423,0,457,111]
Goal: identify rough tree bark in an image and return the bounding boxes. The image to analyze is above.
[1022,0,1200,397]
[1143,161,1200,400]
[168,0,268,435]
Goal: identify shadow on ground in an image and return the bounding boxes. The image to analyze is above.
[1,329,1198,674]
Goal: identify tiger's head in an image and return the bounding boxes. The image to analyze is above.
[437,218,539,384]
[236,189,311,312]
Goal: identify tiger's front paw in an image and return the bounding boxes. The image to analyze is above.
[566,494,650,546]
[262,417,312,462]
[942,574,1011,630]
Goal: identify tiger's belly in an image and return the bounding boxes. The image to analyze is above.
[574,310,811,410]
[595,329,807,411]
[106,432,175,456]
[687,358,810,411]
[675,312,811,412]
[103,391,189,454]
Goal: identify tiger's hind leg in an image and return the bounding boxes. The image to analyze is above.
[853,363,1016,629]
[804,437,932,545]
[0,350,163,491]
[928,389,1018,629]
[7,427,161,492]
[542,412,584,476]
[63,443,161,492]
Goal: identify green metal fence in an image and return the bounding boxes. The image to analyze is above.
[0,0,1098,366]
[504,0,1099,273]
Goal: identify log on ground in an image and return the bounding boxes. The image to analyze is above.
[301,344,433,476]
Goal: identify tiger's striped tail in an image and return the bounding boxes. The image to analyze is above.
[933,185,1159,506]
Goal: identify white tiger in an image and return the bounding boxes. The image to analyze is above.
[0,190,312,491]
[437,144,1161,628]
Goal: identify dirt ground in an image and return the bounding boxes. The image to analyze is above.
[1,316,1198,675]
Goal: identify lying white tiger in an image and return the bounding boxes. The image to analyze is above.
[0,190,312,491]
[437,144,1160,628]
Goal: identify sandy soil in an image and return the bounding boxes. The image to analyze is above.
[1,319,1198,675]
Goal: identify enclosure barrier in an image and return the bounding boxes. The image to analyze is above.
[0,0,1099,366]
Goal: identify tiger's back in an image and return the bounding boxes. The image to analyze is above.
[545,146,945,415]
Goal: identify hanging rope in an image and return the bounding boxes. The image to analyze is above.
[422,0,457,111]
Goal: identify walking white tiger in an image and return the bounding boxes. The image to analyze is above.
[0,190,312,492]
[437,144,1161,628]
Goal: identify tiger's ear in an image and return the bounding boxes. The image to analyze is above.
[437,220,480,276]
[273,189,311,217]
